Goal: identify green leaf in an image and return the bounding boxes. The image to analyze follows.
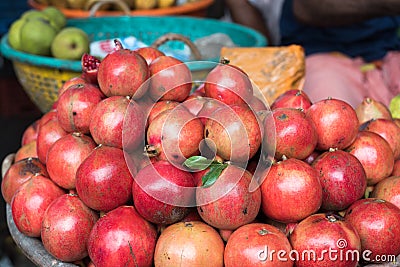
[202,163,228,188]
[184,156,214,170]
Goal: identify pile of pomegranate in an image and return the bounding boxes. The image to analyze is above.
[3,39,400,267]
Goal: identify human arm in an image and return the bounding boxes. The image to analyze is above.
[293,0,400,27]
[224,0,271,41]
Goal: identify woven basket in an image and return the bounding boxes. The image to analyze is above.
[0,15,267,113]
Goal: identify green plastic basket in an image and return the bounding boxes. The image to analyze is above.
[0,16,267,113]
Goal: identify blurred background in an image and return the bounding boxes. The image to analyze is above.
[0,1,226,266]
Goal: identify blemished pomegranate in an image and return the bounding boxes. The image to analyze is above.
[355,97,392,125]
[148,55,192,102]
[270,89,312,111]
[196,164,261,230]
[290,213,361,267]
[344,198,400,263]
[132,160,195,225]
[311,149,367,211]
[267,107,318,160]
[146,106,204,164]
[46,132,96,189]
[97,39,149,98]
[75,145,135,212]
[204,62,253,106]
[371,176,400,209]
[204,104,262,163]
[87,205,157,267]
[224,223,293,267]
[306,98,359,151]
[56,83,105,134]
[346,131,394,185]
[1,157,48,204]
[41,193,99,262]
[11,175,65,237]
[154,221,224,267]
[260,158,322,223]
[89,96,146,151]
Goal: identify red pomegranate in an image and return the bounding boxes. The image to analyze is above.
[21,119,40,146]
[181,95,208,116]
[154,221,224,267]
[58,76,87,97]
[204,104,262,163]
[56,83,105,134]
[36,116,68,164]
[355,97,392,125]
[204,62,253,106]
[89,96,146,151]
[344,198,400,263]
[132,160,195,225]
[11,175,65,237]
[41,193,99,262]
[311,149,367,211]
[392,159,400,176]
[146,106,204,164]
[87,205,157,267]
[46,133,96,189]
[38,109,57,128]
[1,157,48,204]
[362,118,400,159]
[371,176,400,209]
[306,98,359,151]
[75,145,135,212]
[134,46,165,65]
[266,107,317,160]
[15,140,38,162]
[270,89,312,111]
[147,100,180,126]
[148,55,192,102]
[346,131,394,185]
[196,98,224,125]
[224,223,293,266]
[290,213,361,267]
[248,95,268,112]
[97,40,149,98]
[196,165,261,230]
[260,158,322,223]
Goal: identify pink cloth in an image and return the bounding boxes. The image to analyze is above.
[302,52,400,107]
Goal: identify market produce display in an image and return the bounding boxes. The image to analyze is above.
[8,7,90,59]
[3,39,400,267]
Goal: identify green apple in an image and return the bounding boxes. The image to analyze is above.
[51,27,90,60]
[19,18,57,56]
[390,94,400,119]
[42,6,67,31]
[8,19,25,50]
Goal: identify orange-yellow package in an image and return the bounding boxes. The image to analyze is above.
[220,45,305,105]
